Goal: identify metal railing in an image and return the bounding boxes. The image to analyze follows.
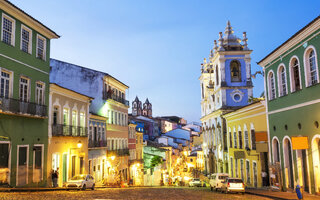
[52,124,87,137]
[88,139,107,148]
[102,92,129,106]
[108,148,130,156]
[0,97,47,117]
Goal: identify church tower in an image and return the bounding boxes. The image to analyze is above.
[142,98,152,117]
[132,96,142,116]
[200,21,253,174]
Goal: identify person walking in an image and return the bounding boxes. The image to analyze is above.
[261,171,267,186]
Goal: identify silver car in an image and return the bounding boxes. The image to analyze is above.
[64,174,95,190]
[220,178,245,194]
[189,178,202,187]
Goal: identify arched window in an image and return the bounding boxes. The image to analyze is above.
[304,47,318,86]
[277,65,287,96]
[230,60,241,82]
[216,65,219,85]
[201,83,204,99]
[290,57,301,92]
[268,71,276,100]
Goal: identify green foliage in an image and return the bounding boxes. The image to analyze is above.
[150,155,163,168]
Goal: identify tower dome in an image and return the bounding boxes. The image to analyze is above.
[223,21,242,49]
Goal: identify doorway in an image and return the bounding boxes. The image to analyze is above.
[62,154,67,182]
[297,149,309,192]
[17,145,28,186]
[283,138,294,189]
[312,135,320,193]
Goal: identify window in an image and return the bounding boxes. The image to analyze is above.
[230,157,234,177]
[244,130,249,149]
[233,131,237,148]
[0,71,11,98]
[80,112,85,127]
[238,131,243,149]
[290,58,301,92]
[216,65,219,85]
[235,159,238,178]
[304,48,318,86]
[111,111,114,124]
[21,25,32,53]
[229,132,232,148]
[53,107,59,125]
[108,110,111,124]
[19,77,29,102]
[230,60,241,82]
[36,35,46,60]
[63,108,69,125]
[246,160,250,184]
[268,71,276,100]
[251,129,256,150]
[2,15,15,46]
[278,65,287,96]
[35,82,45,105]
[72,110,77,135]
[240,159,244,180]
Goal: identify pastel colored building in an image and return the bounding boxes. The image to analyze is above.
[223,100,268,188]
[48,83,92,187]
[200,21,253,174]
[258,16,320,194]
[0,1,59,187]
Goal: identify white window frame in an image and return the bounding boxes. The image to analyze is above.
[230,156,234,177]
[35,81,45,105]
[16,144,29,186]
[36,34,46,61]
[20,25,32,54]
[277,64,287,97]
[246,159,250,184]
[267,70,276,100]
[1,13,15,46]
[32,144,44,182]
[19,76,30,102]
[0,68,13,98]
[304,45,319,87]
[252,160,257,187]
[289,56,302,93]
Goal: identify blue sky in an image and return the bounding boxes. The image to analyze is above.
[11,0,320,122]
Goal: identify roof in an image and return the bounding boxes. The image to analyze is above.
[164,128,190,141]
[89,112,107,120]
[258,15,320,65]
[4,0,59,38]
[50,83,94,100]
[51,58,129,88]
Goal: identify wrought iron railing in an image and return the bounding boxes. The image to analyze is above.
[52,124,87,137]
[0,97,47,117]
[102,92,129,106]
[108,148,130,156]
[88,139,107,148]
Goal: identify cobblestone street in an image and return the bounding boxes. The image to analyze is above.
[0,187,272,200]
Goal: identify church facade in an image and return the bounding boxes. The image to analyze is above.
[132,96,152,118]
[200,21,253,174]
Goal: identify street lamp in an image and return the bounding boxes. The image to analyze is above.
[77,141,82,148]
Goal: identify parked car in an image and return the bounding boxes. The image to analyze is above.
[209,173,229,191]
[220,178,245,194]
[189,178,202,187]
[63,174,95,190]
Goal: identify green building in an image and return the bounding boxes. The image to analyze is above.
[0,1,59,187]
[258,16,320,194]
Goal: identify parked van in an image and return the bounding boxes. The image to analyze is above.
[209,173,229,191]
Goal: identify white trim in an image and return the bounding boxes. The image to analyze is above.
[311,134,320,193]
[269,98,320,115]
[1,13,15,46]
[0,53,48,74]
[245,159,251,185]
[303,45,319,87]
[289,56,302,93]
[277,63,288,97]
[16,144,29,186]
[20,24,32,54]
[32,144,44,183]
[36,34,46,61]
[267,70,276,100]
[271,136,281,167]
[252,160,257,188]
[228,111,265,123]
[282,136,295,189]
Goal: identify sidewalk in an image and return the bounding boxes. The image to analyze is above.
[246,188,320,200]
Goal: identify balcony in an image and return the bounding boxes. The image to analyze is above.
[88,139,107,148]
[0,97,47,117]
[103,92,129,107]
[107,148,129,156]
[52,124,87,137]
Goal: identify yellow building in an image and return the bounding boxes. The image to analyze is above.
[223,100,268,188]
[48,83,93,187]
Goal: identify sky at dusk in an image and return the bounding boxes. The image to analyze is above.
[11,0,320,123]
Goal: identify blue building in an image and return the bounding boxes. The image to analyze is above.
[200,21,253,174]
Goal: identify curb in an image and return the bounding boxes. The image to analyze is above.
[245,191,291,200]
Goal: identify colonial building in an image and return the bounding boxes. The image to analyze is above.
[223,100,268,188]
[48,83,92,187]
[0,1,59,187]
[258,16,320,194]
[50,59,130,185]
[132,96,152,118]
[200,21,253,174]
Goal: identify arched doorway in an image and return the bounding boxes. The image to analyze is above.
[272,138,280,163]
[312,135,320,193]
[283,138,294,189]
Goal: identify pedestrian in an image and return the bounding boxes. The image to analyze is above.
[295,184,303,200]
[51,170,55,187]
[261,171,267,186]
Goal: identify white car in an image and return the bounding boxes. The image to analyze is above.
[209,173,229,191]
[220,178,245,194]
[189,178,202,187]
[64,174,95,190]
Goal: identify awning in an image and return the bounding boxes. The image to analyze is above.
[255,132,267,142]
